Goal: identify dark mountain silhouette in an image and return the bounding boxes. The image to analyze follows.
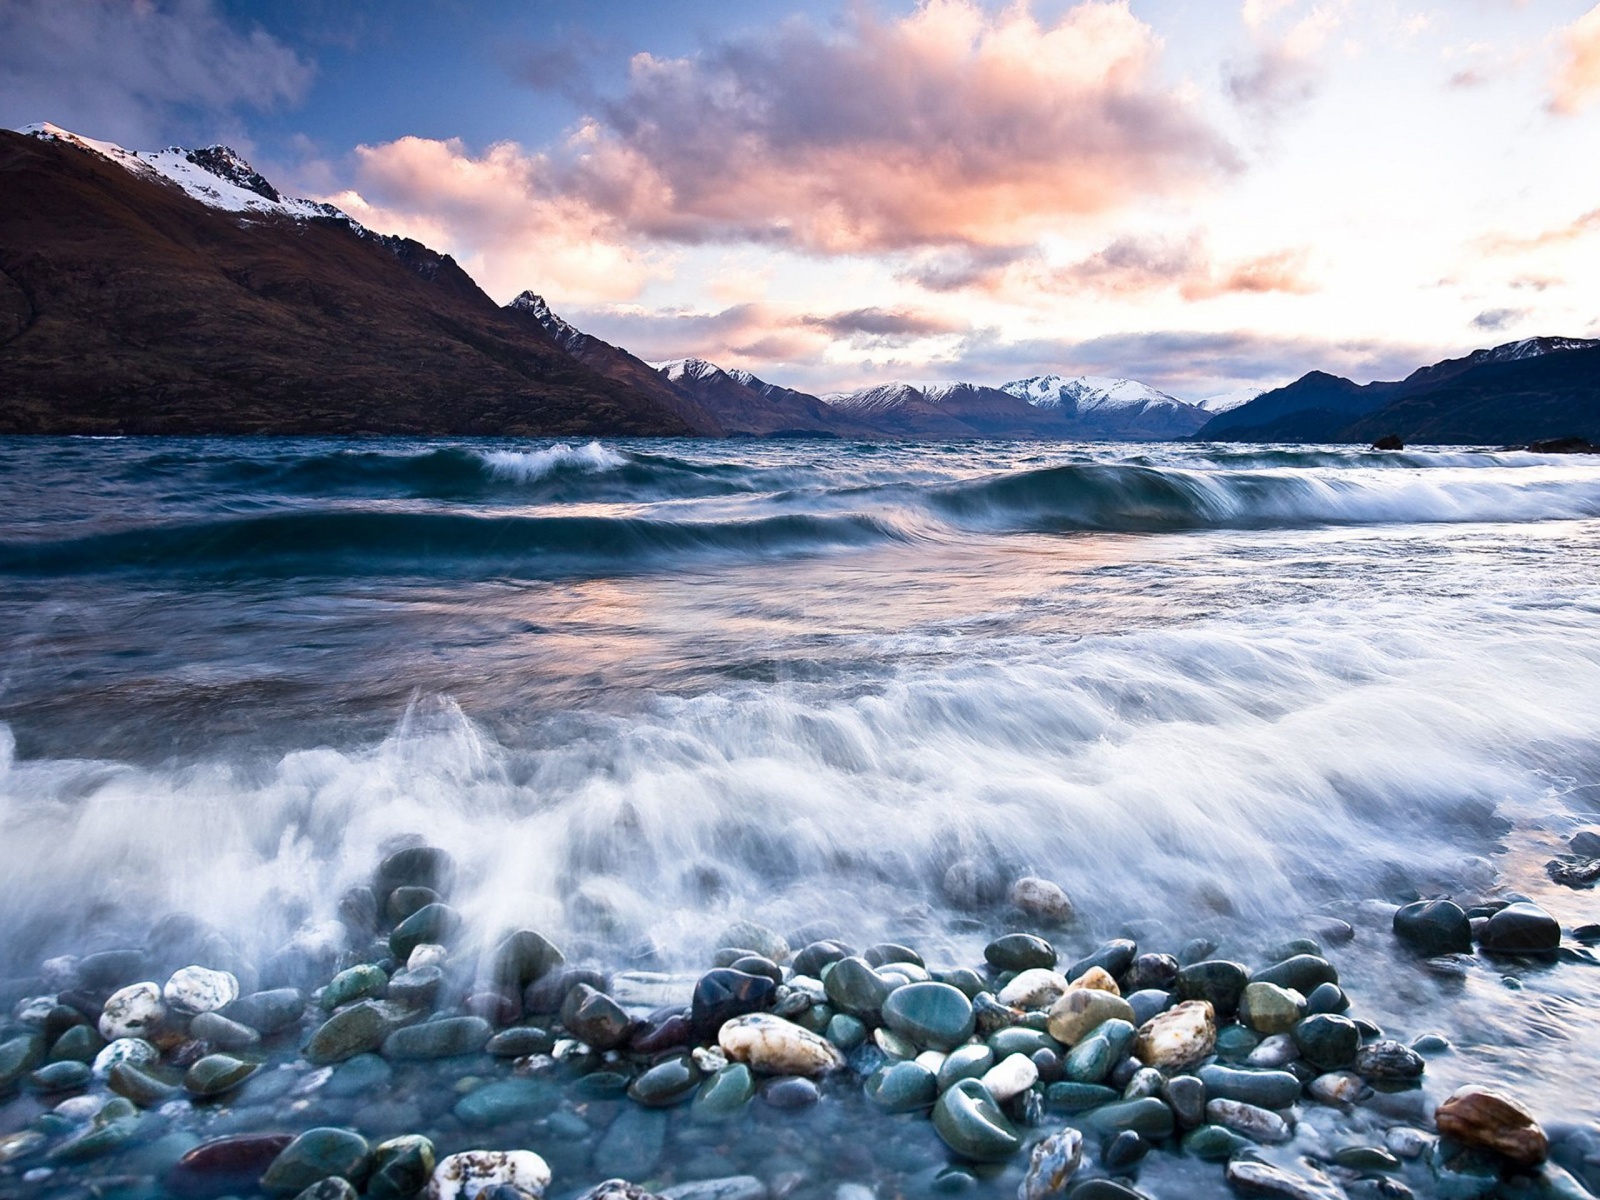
[1198,337,1600,444]
[0,128,701,435]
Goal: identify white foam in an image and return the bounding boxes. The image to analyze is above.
[480,442,628,482]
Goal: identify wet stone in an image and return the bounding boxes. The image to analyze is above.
[293,1180,359,1200]
[1225,1158,1347,1200]
[1184,1124,1251,1161]
[1124,953,1179,993]
[165,965,240,1014]
[493,930,566,991]
[1198,1064,1300,1108]
[691,969,777,1038]
[1239,982,1305,1035]
[1393,899,1472,956]
[693,1063,756,1120]
[28,1059,91,1093]
[595,1107,669,1180]
[933,1078,1022,1162]
[260,1127,370,1196]
[184,1053,259,1097]
[1047,989,1135,1047]
[794,940,853,979]
[719,1012,844,1076]
[1293,1014,1360,1071]
[1068,940,1138,982]
[1174,960,1250,1019]
[629,1056,701,1107]
[986,934,1057,973]
[1087,1097,1176,1140]
[305,1000,416,1065]
[48,1024,105,1064]
[1103,1130,1148,1172]
[760,1074,820,1108]
[1019,1127,1082,1200]
[561,984,632,1050]
[372,846,455,908]
[322,965,387,1011]
[1163,1073,1206,1128]
[1355,1039,1425,1083]
[190,1010,262,1051]
[882,981,975,1050]
[1133,999,1216,1070]
[383,1014,490,1060]
[486,1026,552,1057]
[165,1132,295,1197]
[430,1150,550,1200]
[1479,902,1562,954]
[1206,1097,1292,1143]
[108,1061,179,1108]
[1045,1081,1119,1112]
[1252,955,1337,995]
[826,1013,868,1051]
[1065,1018,1135,1085]
[98,981,165,1041]
[453,1077,561,1126]
[717,921,790,963]
[228,988,306,1034]
[867,1060,939,1112]
[389,902,461,961]
[823,957,893,1019]
[1305,982,1348,1015]
[1435,1085,1549,1167]
[385,965,443,1009]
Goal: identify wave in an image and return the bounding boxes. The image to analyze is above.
[182,442,793,502]
[0,508,905,579]
[930,461,1600,532]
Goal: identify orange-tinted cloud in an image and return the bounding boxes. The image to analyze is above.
[1550,4,1600,114]
[331,0,1235,270]
[1480,207,1600,254]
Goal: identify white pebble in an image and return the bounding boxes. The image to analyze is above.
[428,1149,551,1200]
[408,943,448,970]
[163,965,239,1014]
[51,1096,100,1123]
[92,1037,159,1077]
[99,983,165,1041]
[980,1052,1039,1102]
[998,969,1070,1009]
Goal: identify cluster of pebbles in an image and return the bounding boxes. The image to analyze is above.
[0,844,1596,1200]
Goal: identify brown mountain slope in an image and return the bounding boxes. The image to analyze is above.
[0,130,699,435]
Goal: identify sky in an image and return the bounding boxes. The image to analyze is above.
[3,0,1600,400]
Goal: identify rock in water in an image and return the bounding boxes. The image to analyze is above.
[98,983,165,1041]
[1392,899,1472,956]
[1225,1158,1348,1200]
[718,1014,844,1076]
[560,985,632,1050]
[428,1150,551,1200]
[367,1135,436,1200]
[261,1128,371,1195]
[1478,903,1562,954]
[932,1079,1022,1162]
[1353,1039,1424,1083]
[1018,1127,1082,1200]
[690,970,776,1039]
[1010,877,1074,925]
[1435,1085,1549,1166]
[1132,1000,1216,1069]
[881,982,975,1050]
[1046,989,1135,1047]
[998,969,1070,1009]
[985,934,1057,972]
[164,966,240,1014]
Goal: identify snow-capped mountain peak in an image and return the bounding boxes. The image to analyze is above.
[1477,336,1599,364]
[651,357,728,384]
[19,122,345,223]
[1001,374,1188,414]
[1195,386,1266,414]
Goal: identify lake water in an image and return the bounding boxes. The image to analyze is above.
[2,436,1598,1198]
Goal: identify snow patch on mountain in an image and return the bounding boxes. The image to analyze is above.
[1474,336,1599,364]
[19,122,350,224]
[1195,387,1266,414]
[1001,374,1190,413]
[651,358,732,386]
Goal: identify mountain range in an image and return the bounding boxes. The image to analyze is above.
[2,124,1596,446]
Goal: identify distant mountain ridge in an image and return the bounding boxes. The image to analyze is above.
[1198,336,1600,444]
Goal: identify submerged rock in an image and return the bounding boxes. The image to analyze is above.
[1435,1085,1549,1167]
[985,934,1057,973]
[164,966,240,1014]
[1225,1157,1347,1200]
[881,982,975,1050]
[428,1149,550,1200]
[260,1127,371,1195]
[1018,1127,1082,1200]
[1393,899,1472,956]
[1010,877,1074,925]
[1478,903,1561,954]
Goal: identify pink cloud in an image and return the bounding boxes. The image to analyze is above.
[1550,4,1600,114]
[330,0,1235,277]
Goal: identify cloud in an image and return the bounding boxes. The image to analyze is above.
[0,0,312,146]
[939,329,1436,396]
[334,0,1235,271]
[1471,307,1529,332]
[800,308,966,344]
[1480,207,1600,254]
[1225,1,1345,116]
[1550,4,1600,114]
[324,135,676,304]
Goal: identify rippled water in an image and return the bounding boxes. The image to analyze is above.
[2,436,1600,1191]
